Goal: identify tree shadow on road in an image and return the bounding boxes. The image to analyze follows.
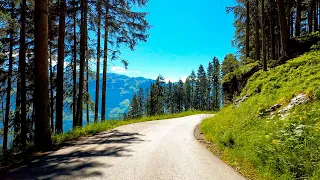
[1,129,144,180]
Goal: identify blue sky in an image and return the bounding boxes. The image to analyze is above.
[110,0,237,82]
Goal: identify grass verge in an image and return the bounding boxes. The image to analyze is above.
[200,51,320,179]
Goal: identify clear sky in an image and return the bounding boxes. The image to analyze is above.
[109,0,237,82]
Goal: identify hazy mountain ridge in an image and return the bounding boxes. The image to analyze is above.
[88,73,155,119]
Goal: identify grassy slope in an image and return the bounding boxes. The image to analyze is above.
[53,110,212,146]
[201,51,320,179]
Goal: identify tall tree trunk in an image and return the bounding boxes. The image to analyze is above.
[3,2,15,151]
[278,37,281,58]
[94,1,101,123]
[246,0,250,58]
[318,1,320,31]
[86,33,89,125]
[14,80,21,144]
[76,0,88,127]
[102,1,109,122]
[49,44,54,132]
[34,0,52,150]
[277,0,289,56]
[314,0,318,31]
[262,0,267,71]
[286,0,291,37]
[295,0,301,36]
[254,0,261,60]
[309,0,314,33]
[48,0,54,133]
[270,0,276,60]
[56,0,66,134]
[19,0,27,147]
[72,1,77,128]
[290,9,294,36]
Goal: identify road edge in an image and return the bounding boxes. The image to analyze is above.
[194,123,248,179]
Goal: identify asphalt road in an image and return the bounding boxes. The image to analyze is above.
[3,114,245,180]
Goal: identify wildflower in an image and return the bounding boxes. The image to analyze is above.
[272,139,280,144]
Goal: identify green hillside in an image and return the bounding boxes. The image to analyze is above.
[201,51,320,179]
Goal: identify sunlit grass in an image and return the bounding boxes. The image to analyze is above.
[201,51,320,179]
[53,110,213,146]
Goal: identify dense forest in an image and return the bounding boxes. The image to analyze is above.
[0,0,150,155]
[200,0,320,179]
[222,0,320,103]
[230,0,319,60]
[126,57,222,119]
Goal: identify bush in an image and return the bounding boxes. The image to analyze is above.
[222,62,260,104]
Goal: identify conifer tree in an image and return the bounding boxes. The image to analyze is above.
[195,65,207,110]
[56,0,66,133]
[129,93,140,119]
[176,80,185,112]
[137,87,145,116]
[189,71,196,109]
[184,78,192,111]
[34,0,52,150]
[212,57,221,110]
[207,62,214,110]
[165,81,174,113]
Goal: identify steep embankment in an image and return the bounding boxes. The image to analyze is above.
[201,51,320,179]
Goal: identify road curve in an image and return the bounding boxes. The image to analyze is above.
[3,114,245,180]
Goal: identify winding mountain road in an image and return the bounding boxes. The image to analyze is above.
[3,114,244,180]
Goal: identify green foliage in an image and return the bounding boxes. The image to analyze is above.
[289,32,320,57]
[221,54,240,76]
[294,31,320,44]
[53,110,214,146]
[201,52,320,179]
[222,62,260,84]
[310,41,320,51]
[222,61,260,104]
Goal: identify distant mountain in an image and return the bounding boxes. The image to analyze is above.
[0,73,155,144]
[88,73,155,119]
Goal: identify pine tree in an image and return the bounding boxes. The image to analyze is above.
[19,0,27,147]
[212,57,221,110]
[195,65,207,110]
[184,78,192,111]
[176,80,185,112]
[207,62,214,110]
[129,93,140,119]
[145,88,151,116]
[34,0,52,150]
[221,54,239,76]
[101,0,150,121]
[165,81,174,113]
[261,0,267,71]
[189,70,196,109]
[94,0,102,123]
[254,0,261,60]
[56,0,66,134]
[245,0,250,58]
[137,87,144,116]
[101,0,109,122]
[72,0,78,128]
[3,1,15,151]
[277,0,289,56]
